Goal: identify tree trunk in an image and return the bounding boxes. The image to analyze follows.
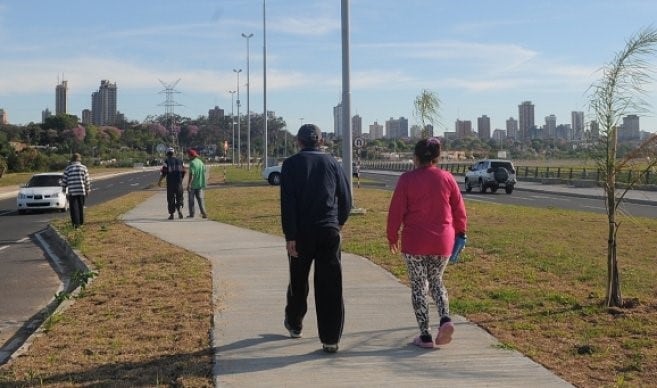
[606,216,623,307]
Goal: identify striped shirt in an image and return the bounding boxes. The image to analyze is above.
[62,162,91,196]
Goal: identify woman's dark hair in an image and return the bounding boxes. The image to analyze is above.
[414,137,441,164]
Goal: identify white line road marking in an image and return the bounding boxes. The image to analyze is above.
[530,195,570,201]
[17,237,29,243]
[0,245,9,252]
[583,205,606,211]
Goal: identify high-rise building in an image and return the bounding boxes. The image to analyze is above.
[589,120,599,139]
[92,80,118,126]
[518,101,534,141]
[41,108,51,123]
[55,80,68,115]
[81,109,92,125]
[385,117,408,139]
[620,114,640,141]
[333,102,344,138]
[544,114,557,139]
[0,108,7,124]
[352,114,362,138]
[492,129,506,142]
[571,111,584,140]
[455,119,473,139]
[477,115,491,140]
[208,106,225,122]
[369,121,383,139]
[506,117,518,140]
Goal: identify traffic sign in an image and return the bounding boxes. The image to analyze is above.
[354,137,365,149]
[156,143,166,153]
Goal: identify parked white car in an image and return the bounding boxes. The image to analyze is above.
[464,159,517,194]
[16,172,69,214]
[262,165,282,185]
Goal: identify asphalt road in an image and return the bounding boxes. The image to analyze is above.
[361,171,657,219]
[0,169,159,362]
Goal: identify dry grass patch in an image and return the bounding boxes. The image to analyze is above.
[202,177,657,387]
[0,190,213,387]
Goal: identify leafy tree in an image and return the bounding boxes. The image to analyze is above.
[413,89,441,139]
[588,27,657,308]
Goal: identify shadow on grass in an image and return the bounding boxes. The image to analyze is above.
[1,349,213,387]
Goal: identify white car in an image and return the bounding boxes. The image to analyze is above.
[262,165,282,185]
[17,172,69,214]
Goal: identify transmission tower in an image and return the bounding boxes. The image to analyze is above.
[158,79,183,147]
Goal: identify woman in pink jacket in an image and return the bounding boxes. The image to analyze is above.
[387,138,467,349]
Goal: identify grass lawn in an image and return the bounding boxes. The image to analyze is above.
[1,165,656,387]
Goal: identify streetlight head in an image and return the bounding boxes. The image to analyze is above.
[233,68,242,73]
[242,32,253,38]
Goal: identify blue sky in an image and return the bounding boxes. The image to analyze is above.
[1,0,657,136]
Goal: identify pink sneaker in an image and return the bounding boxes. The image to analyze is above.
[413,335,435,349]
[435,322,454,345]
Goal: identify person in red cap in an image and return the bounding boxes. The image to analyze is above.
[186,148,207,218]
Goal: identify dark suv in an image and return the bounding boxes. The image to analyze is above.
[464,159,517,194]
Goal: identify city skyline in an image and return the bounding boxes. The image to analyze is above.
[2,0,657,136]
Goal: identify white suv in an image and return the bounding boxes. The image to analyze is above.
[465,159,517,194]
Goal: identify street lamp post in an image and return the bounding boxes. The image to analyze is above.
[228,90,236,164]
[242,32,253,170]
[233,69,242,167]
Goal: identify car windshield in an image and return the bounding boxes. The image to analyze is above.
[27,175,62,187]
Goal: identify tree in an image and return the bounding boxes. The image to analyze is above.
[413,89,441,138]
[588,27,657,308]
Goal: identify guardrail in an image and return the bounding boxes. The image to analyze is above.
[359,160,657,187]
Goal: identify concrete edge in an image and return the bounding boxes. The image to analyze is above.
[0,225,95,367]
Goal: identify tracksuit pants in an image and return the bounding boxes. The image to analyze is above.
[166,184,184,215]
[68,195,86,228]
[285,227,344,345]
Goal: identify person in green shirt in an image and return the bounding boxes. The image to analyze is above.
[185,149,208,218]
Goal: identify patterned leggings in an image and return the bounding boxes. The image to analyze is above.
[403,253,450,337]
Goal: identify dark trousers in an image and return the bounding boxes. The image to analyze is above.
[187,188,206,216]
[285,227,344,345]
[68,195,85,228]
[166,184,184,215]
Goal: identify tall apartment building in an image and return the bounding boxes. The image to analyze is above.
[0,109,7,125]
[506,117,518,140]
[352,114,362,138]
[41,108,52,123]
[492,129,506,142]
[385,117,408,139]
[81,109,92,125]
[455,119,473,139]
[619,114,640,141]
[92,80,118,126]
[55,80,68,115]
[369,121,383,139]
[571,111,585,140]
[477,115,491,140]
[544,114,557,139]
[518,101,534,141]
[333,102,344,138]
[589,120,600,139]
[208,106,225,122]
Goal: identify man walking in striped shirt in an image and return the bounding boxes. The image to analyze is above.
[62,153,91,228]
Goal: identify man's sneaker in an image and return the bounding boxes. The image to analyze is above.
[201,214,208,219]
[435,321,455,346]
[178,211,184,219]
[168,214,174,220]
[322,343,339,353]
[186,215,194,218]
[284,320,302,338]
[413,335,435,349]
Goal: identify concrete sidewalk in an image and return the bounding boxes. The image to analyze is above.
[123,192,573,387]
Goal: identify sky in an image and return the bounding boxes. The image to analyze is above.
[2,0,657,137]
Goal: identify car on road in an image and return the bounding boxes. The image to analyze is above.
[16,173,68,214]
[262,162,360,186]
[464,159,517,194]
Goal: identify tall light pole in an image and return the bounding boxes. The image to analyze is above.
[341,0,354,202]
[228,90,236,164]
[263,0,268,169]
[242,32,254,170]
[233,68,242,167]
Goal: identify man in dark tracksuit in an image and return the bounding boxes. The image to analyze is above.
[280,123,352,354]
[158,147,186,220]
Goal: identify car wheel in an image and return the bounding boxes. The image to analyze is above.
[268,172,281,185]
[505,185,514,194]
[494,167,509,183]
[464,179,472,193]
[490,186,499,193]
[18,209,26,215]
[479,180,487,193]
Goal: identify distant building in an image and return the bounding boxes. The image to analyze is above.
[81,109,92,125]
[333,102,344,138]
[385,117,408,139]
[0,108,7,125]
[41,108,52,123]
[56,80,68,115]
[589,120,599,139]
[492,129,506,142]
[518,101,534,141]
[544,114,557,139]
[455,119,473,139]
[369,121,383,139]
[477,115,491,140]
[619,114,640,141]
[506,117,518,140]
[571,111,585,140]
[208,106,225,122]
[92,80,118,126]
[352,114,362,138]
[555,124,572,140]
[410,124,422,138]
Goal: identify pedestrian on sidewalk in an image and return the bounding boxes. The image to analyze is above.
[280,123,352,354]
[386,137,468,349]
[185,148,208,219]
[61,152,91,229]
[158,147,186,220]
